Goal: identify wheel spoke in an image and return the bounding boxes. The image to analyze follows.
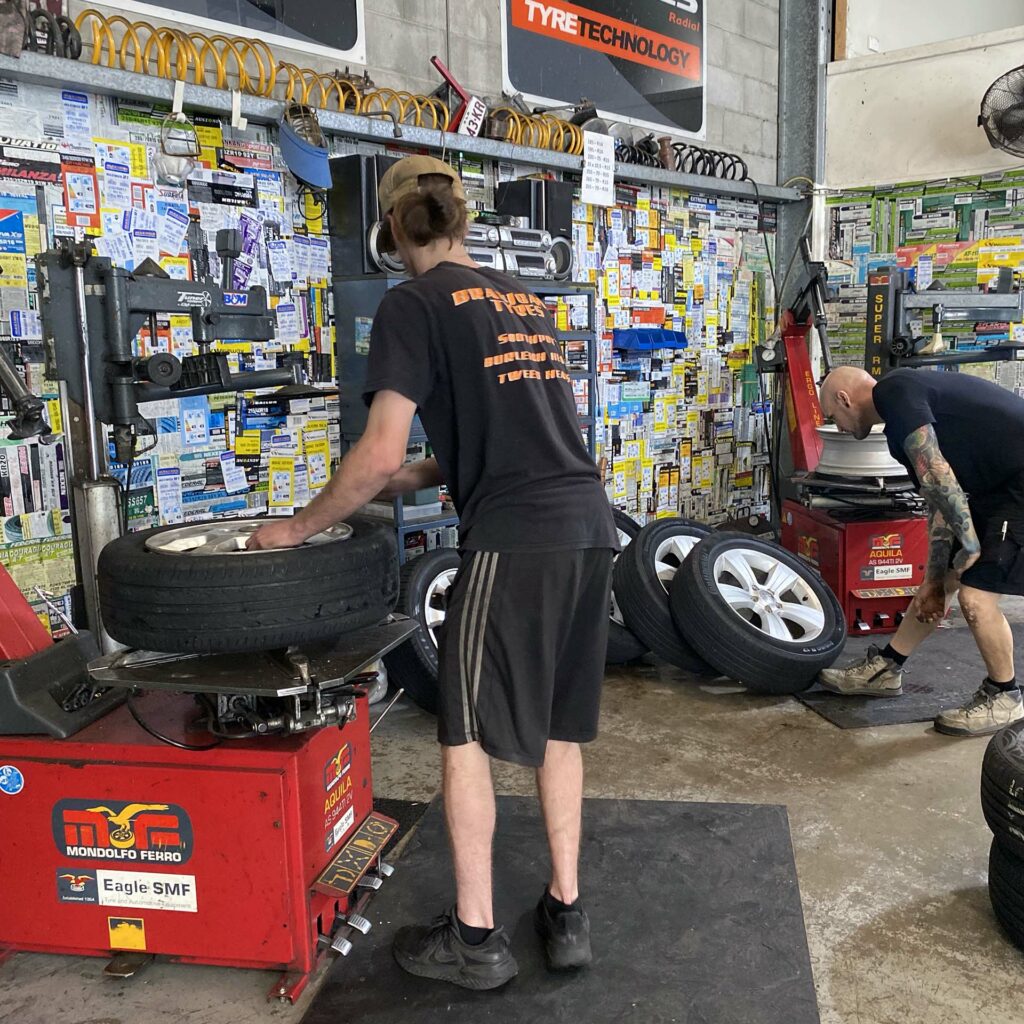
[655,559,679,584]
[717,583,756,610]
[665,536,697,564]
[764,562,800,598]
[718,551,759,593]
[777,602,825,635]
[762,609,793,640]
[424,607,446,629]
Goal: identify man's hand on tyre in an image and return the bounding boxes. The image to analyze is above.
[246,518,306,551]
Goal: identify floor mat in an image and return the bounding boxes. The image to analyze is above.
[797,625,1022,729]
[372,797,431,858]
[304,796,819,1024]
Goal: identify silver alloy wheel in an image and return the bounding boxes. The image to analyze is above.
[144,521,353,555]
[610,525,634,625]
[711,547,826,642]
[423,568,458,647]
[653,533,701,594]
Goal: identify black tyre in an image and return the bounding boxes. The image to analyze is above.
[607,509,649,665]
[669,532,846,694]
[988,838,1024,950]
[98,517,398,654]
[981,722,1024,860]
[612,517,712,673]
[382,548,461,715]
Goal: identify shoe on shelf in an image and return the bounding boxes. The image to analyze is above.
[534,892,592,970]
[818,644,904,697]
[392,907,518,990]
[934,682,1024,737]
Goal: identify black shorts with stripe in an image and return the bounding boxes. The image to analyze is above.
[436,547,614,767]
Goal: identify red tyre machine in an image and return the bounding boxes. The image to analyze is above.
[769,307,928,635]
[0,565,415,1003]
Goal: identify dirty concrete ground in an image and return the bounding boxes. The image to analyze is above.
[2,600,1022,1024]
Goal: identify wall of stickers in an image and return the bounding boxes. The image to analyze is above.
[0,72,778,634]
[825,167,1024,395]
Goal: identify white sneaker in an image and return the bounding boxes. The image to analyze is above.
[934,682,1024,737]
[818,644,904,697]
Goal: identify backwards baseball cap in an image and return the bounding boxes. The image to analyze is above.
[378,155,466,215]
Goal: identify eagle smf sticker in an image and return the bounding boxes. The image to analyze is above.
[0,765,24,795]
[56,868,197,912]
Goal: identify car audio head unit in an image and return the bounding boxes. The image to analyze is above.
[466,223,502,247]
[503,250,557,279]
[498,226,553,251]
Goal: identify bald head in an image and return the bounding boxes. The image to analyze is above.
[819,366,880,440]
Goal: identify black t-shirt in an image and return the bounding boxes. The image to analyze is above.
[363,262,617,553]
[873,368,1024,497]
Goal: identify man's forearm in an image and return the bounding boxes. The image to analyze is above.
[376,457,443,500]
[905,425,980,557]
[288,439,400,542]
[925,508,955,581]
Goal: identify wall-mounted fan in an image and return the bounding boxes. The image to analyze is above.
[979,65,1024,157]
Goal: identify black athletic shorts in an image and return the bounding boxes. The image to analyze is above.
[958,474,1024,595]
[436,547,614,767]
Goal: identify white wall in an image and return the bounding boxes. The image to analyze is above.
[843,0,1023,58]
[825,24,1024,188]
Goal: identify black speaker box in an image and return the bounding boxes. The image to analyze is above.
[327,154,400,276]
[495,179,575,239]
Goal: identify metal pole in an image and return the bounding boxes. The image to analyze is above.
[70,247,101,481]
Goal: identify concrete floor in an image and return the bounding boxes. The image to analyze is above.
[2,606,1022,1024]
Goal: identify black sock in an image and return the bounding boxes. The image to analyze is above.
[543,888,581,916]
[986,676,1018,692]
[456,915,493,946]
[882,644,908,666]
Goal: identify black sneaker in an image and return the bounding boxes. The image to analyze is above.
[534,894,592,969]
[392,907,519,990]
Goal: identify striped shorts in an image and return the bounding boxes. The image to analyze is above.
[435,547,613,766]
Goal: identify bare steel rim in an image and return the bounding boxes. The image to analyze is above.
[653,532,702,594]
[144,521,353,555]
[423,567,458,647]
[711,546,826,643]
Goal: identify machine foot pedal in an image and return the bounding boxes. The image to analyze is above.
[104,952,155,978]
[378,859,395,877]
[344,913,372,935]
[331,935,354,956]
[313,811,399,898]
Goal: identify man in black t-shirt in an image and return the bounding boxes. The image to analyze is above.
[818,365,1024,737]
[248,156,617,989]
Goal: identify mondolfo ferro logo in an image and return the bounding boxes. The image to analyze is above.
[52,799,194,864]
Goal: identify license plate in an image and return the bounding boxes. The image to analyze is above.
[313,812,398,897]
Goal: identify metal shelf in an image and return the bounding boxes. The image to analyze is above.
[0,52,804,205]
[397,515,459,533]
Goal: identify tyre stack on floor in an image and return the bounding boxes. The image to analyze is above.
[610,513,847,694]
[982,721,1024,949]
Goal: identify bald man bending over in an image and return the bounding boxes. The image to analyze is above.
[816,366,1024,736]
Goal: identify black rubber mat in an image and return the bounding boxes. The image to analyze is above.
[372,797,431,855]
[797,625,1022,729]
[304,796,819,1024]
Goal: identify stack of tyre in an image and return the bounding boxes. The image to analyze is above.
[609,514,847,694]
[982,721,1024,950]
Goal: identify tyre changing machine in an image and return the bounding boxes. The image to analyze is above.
[0,567,417,1003]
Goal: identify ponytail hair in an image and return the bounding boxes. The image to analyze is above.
[387,175,468,251]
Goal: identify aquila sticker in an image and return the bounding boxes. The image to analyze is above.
[52,799,194,863]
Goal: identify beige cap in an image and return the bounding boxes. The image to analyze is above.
[378,155,466,215]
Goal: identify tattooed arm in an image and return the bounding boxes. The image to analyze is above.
[904,425,980,574]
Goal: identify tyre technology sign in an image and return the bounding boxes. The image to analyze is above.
[501,0,706,138]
